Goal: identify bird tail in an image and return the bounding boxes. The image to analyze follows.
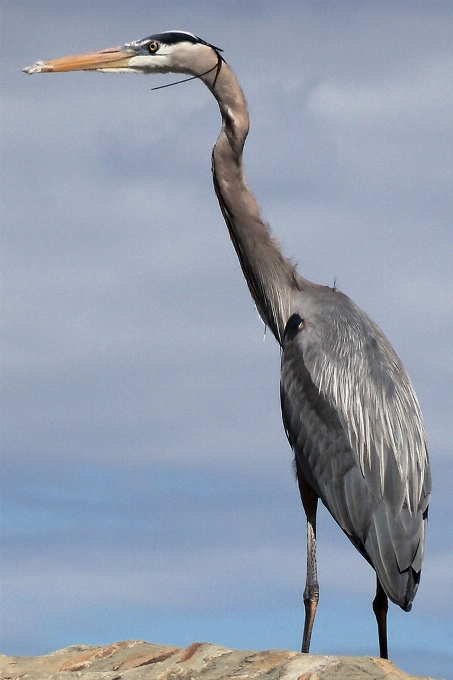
[361,500,426,610]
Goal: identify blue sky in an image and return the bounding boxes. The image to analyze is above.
[2,2,452,679]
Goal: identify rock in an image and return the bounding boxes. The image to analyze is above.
[0,640,434,680]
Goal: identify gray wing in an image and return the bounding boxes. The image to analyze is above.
[280,289,431,609]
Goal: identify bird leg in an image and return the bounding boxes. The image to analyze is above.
[372,576,389,659]
[296,464,319,654]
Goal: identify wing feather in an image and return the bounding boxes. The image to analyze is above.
[280,291,431,607]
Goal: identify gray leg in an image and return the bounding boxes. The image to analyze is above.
[302,510,319,653]
[372,577,388,659]
[296,463,319,654]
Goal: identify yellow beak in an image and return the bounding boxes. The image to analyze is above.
[23,46,133,74]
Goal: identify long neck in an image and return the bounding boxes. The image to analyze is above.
[201,57,304,345]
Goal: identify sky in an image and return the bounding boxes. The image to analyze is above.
[1,2,452,678]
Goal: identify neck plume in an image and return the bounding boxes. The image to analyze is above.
[201,57,304,344]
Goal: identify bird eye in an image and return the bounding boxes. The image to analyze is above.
[148,41,160,54]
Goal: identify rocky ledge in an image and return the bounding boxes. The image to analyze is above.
[0,640,434,680]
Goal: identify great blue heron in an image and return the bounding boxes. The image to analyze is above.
[24,31,431,660]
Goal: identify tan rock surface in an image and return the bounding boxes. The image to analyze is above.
[0,640,434,680]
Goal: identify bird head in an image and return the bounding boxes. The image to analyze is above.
[23,31,222,77]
